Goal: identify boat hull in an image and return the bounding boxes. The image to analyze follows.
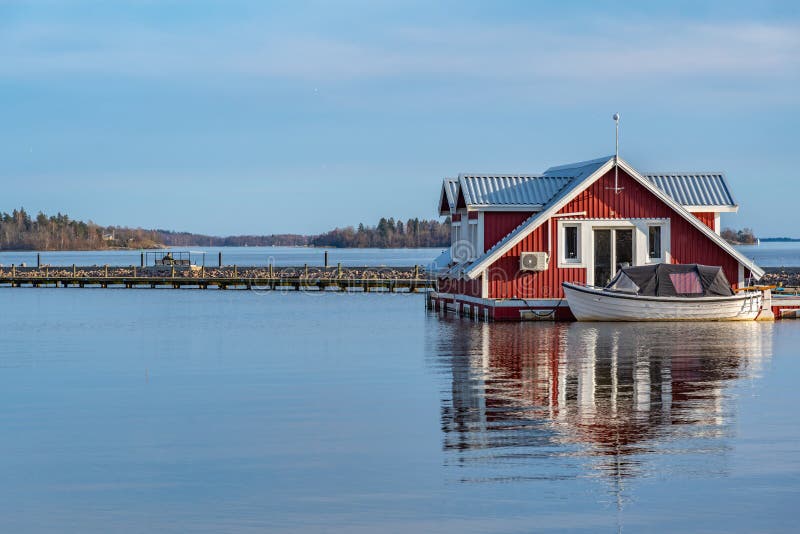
[562,282,762,322]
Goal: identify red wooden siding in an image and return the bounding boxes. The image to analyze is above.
[437,277,482,298]
[483,212,534,253]
[468,211,479,220]
[452,213,461,222]
[486,168,742,299]
[691,212,716,231]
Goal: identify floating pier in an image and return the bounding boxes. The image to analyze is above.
[0,265,435,292]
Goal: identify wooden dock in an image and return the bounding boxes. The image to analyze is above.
[0,264,435,292]
[0,276,433,291]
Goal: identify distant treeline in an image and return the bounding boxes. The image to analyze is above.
[0,208,161,250]
[0,208,451,250]
[760,237,800,242]
[721,227,757,245]
[310,217,451,248]
[155,230,309,247]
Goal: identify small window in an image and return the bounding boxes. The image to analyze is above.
[649,226,662,259]
[565,226,579,260]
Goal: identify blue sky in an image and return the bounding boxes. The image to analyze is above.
[1,0,798,235]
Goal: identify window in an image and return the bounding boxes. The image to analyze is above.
[468,223,478,259]
[648,226,662,259]
[565,226,579,260]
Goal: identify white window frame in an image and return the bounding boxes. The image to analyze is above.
[557,221,584,268]
[556,218,670,286]
[646,223,665,263]
[468,218,478,260]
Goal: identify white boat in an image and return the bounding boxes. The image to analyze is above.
[562,264,763,322]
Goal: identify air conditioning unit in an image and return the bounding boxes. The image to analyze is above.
[520,251,549,271]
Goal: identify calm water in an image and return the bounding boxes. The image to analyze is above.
[0,289,798,532]
[0,247,444,268]
[735,241,800,267]
[0,242,797,269]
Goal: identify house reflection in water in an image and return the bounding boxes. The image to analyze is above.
[435,319,772,485]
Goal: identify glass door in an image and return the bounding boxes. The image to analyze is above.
[593,228,634,286]
[615,229,633,270]
[593,229,612,286]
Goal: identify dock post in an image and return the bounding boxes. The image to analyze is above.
[219,252,223,267]
[201,266,205,278]
[324,251,329,268]
[12,264,15,277]
[234,265,237,278]
[171,265,175,278]
[304,264,308,278]
[73,264,76,277]
[269,264,274,278]
[141,253,144,267]
[104,265,108,278]
[414,265,419,279]
[37,253,40,268]
[337,263,342,278]
[133,265,137,277]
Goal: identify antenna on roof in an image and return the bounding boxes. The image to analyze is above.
[607,112,623,194]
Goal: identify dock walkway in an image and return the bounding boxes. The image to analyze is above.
[0,265,434,292]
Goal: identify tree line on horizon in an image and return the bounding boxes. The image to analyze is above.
[310,217,451,248]
[0,208,451,250]
[720,227,757,245]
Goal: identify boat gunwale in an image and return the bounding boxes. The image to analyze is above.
[562,281,761,304]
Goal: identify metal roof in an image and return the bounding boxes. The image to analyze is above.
[445,178,459,208]
[644,173,736,207]
[543,155,612,179]
[458,174,573,207]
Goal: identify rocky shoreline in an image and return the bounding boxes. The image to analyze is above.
[0,265,430,280]
[2,265,799,287]
[761,267,800,287]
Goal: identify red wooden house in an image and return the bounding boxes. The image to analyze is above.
[432,155,764,321]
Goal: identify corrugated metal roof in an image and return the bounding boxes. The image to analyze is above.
[645,173,736,207]
[450,158,737,210]
[543,155,612,179]
[445,178,459,208]
[459,174,573,207]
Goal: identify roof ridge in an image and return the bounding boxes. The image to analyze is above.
[644,171,726,176]
[544,155,613,173]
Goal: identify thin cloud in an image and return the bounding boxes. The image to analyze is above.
[1,19,798,83]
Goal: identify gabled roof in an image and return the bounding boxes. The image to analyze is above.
[459,156,763,280]
[542,155,611,179]
[645,173,737,211]
[458,174,569,209]
[438,177,459,216]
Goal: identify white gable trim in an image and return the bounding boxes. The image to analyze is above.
[684,205,738,213]
[463,158,615,279]
[617,159,763,279]
[438,179,457,216]
[464,157,763,280]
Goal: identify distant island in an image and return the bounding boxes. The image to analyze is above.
[721,228,800,245]
[0,208,451,251]
[721,227,757,245]
[759,237,800,242]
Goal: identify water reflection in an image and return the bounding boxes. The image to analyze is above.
[431,319,772,488]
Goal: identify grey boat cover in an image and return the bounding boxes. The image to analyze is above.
[605,264,734,297]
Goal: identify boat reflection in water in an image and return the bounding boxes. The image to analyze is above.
[432,319,772,492]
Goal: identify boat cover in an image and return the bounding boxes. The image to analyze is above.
[605,264,734,297]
